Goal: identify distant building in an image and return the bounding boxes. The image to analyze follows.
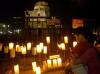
[25,1,50,28]
[25,1,61,28]
[0,23,22,35]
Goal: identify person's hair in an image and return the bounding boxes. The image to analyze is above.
[73,27,89,39]
[73,27,97,45]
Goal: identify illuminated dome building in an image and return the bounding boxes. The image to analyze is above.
[25,1,61,28]
[25,1,51,28]
[26,1,50,17]
[32,1,50,17]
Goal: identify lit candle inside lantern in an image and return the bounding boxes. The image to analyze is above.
[10,49,15,58]
[64,36,68,44]
[16,45,21,52]
[49,54,60,59]
[32,62,37,72]
[36,45,42,53]
[73,41,77,47]
[14,64,19,74]
[57,58,62,67]
[47,59,52,68]
[27,42,31,50]
[61,43,65,50]
[36,67,41,74]
[4,46,9,53]
[21,46,27,55]
[0,43,3,51]
[39,43,44,50]
[43,46,47,54]
[46,36,50,44]
[53,59,57,68]
[57,43,62,49]
[9,42,14,50]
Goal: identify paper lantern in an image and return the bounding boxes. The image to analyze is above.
[16,45,21,52]
[47,59,52,68]
[46,36,50,44]
[53,59,57,68]
[27,42,32,50]
[73,41,77,47]
[61,43,65,50]
[9,42,14,50]
[57,58,62,67]
[36,67,41,74]
[43,46,47,54]
[32,62,37,72]
[64,36,68,44]
[21,46,27,55]
[14,64,19,74]
[36,45,42,53]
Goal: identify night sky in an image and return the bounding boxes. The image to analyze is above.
[0,0,99,18]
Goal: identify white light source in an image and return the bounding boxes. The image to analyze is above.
[16,45,21,52]
[57,58,62,67]
[64,36,68,44]
[8,31,13,34]
[2,24,6,28]
[73,41,77,47]
[47,59,52,68]
[0,31,3,34]
[36,67,41,74]
[43,46,47,54]
[14,64,19,74]
[46,36,50,44]
[53,59,57,68]
[36,44,42,53]
[9,42,14,50]
[32,62,37,72]
[49,54,60,59]
[39,42,43,50]
[61,43,65,50]
[27,42,32,50]
[21,46,27,55]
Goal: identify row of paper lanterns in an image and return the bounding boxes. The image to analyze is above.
[0,41,77,53]
[9,42,48,58]
[0,36,69,51]
[14,54,62,74]
[0,36,77,58]
[14,64,41,74]
[0,40,77,53]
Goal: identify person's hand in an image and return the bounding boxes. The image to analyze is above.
[69,53,80,65]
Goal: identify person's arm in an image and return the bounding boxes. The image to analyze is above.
[72,48,93,65]
[77,49,92,65]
